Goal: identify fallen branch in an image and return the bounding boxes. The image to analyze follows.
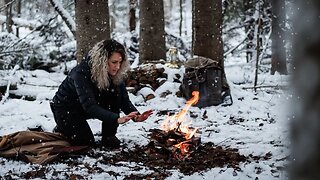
[224,31,249,57]
[242,85,288,90]
[0,0,15,11]
[1,64,19,104]
[48,0,75,37]
[0,47,34,55]
[20,83,59,88]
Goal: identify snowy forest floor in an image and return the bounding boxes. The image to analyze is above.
[0,58,291,179]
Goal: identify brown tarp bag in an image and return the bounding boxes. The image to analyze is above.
[0,131,89,165]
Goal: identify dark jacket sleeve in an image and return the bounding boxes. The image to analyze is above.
[119,83,139,115]
[71,71,119,126]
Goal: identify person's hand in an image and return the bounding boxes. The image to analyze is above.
[134,109,153,122]
[117,111,139,124]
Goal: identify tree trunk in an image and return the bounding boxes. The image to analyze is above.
[179,0,183,37]
[75,0,110,62]
[290,0,320,179]
[192,0,230,95]
[270,0,288,75]
[16,0,21,37]
[244,0,255,63]
[129,0,136,32]
[5,0,13,33]
[254,17,262,92]
[139,0,166,63]
[193,0,223,66]
[109,0,116,32]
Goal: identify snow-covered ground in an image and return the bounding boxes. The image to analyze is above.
[0,55,291,179]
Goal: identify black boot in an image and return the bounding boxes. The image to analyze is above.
[101,136,121,149]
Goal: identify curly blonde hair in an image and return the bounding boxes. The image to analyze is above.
[88,39,130,90]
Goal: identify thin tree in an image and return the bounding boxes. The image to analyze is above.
[244,0,255,63]
[179,0,183,37]
[129,0,136,32]
[270,0,288,75]
[5,0,13,33]
[109,0,116,32]
[139,0,166,63]
[15,0,21,37]
[75,0,110,62]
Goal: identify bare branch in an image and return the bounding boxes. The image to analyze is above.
[242,85,288,90]
[1,64,19,104]
[48,0,75,37]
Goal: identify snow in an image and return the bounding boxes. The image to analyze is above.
[0,1,292,179]
[0,58,290,179]
[0,15,41,29]
[50,0,75,32]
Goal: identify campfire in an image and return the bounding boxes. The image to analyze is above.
[149,91,201,159]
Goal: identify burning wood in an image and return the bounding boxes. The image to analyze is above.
[148,91,201,160]
[149,128,200,160]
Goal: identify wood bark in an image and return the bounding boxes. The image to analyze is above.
[270,0,288,75]
[15,0,21,37]
[254,17,262,92]
[139,0,166,63]
[75,0,110,62]
[179,0,183,36]
[5,0,13,33]
[192,0,223,67]
[244,0,255,63]
[129,0,136,31]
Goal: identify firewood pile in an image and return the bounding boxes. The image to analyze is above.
[126,64,167,94]
[147,128,201,160]
[125,64,182,101]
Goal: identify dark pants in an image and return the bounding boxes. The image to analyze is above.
[50,102,118,146]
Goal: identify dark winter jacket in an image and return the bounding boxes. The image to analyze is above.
[52,57,138,126]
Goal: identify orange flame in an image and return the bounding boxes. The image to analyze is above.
[174,141,191,155]
[161,91,199,140]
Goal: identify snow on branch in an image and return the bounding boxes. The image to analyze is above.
[0,64,19,104]
[48,0,75,37]
[0,15,40,29]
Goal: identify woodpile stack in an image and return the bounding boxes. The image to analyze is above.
[126,64,167,101]
[126,64,167,91]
